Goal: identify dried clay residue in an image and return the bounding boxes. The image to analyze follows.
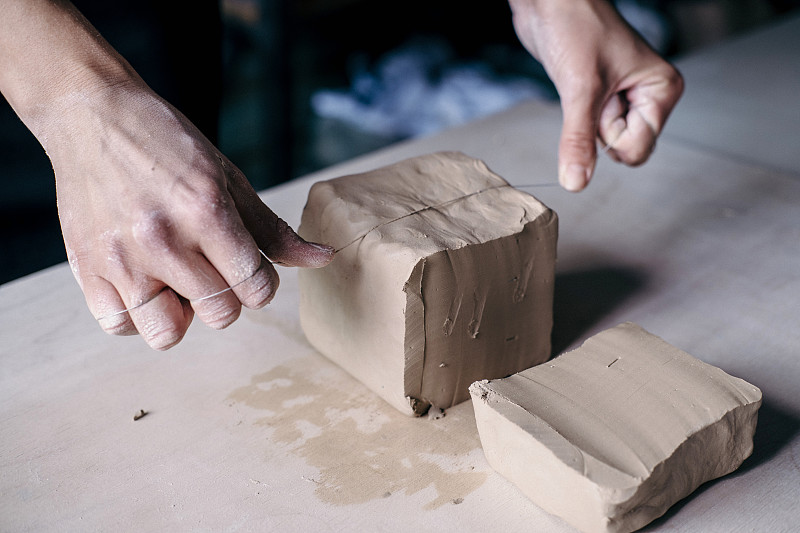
[227,357,487,510]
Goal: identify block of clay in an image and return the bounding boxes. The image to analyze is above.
[470,322,762,533]
[298,152,558,416]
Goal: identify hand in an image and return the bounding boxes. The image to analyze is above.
[0,0,333,350]
[509,0,684,191]
[48,82,333,350]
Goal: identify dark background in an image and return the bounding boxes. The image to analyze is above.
[1,0,797,284]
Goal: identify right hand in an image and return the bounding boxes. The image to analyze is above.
[509,0,684,191]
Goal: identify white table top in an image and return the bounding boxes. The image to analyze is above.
[2,15,799,533]
[664,12,800,175]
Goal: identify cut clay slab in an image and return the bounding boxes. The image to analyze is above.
[470,322,761,533]
[298,152,558,416]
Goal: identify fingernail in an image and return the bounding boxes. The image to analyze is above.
[560,164,588,192]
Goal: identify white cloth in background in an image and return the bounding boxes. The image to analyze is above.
[311,2,669,139]
[311,37,552,138]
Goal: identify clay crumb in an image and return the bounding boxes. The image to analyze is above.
[427,407,446,420]
[133,409,148,421]
[469,381,491,402]
[452,497,464,505]
[407,397,432,417]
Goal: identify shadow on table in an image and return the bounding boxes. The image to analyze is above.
[550,264,647,356]
[736,399,800,474]
[642,399,800,530]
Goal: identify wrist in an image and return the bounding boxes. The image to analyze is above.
[0,0,144,143]
[32,67,145,150]
[28,52,144,146]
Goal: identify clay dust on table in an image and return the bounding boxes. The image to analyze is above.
[228,356,487,510]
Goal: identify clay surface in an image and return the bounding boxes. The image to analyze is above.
[470,322,762,533]
[298,152,558,415]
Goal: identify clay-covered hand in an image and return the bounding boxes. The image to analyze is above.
[0,0,333,350]
[509,0,684,191]
[48,83,334,350]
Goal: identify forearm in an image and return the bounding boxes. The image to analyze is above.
[0,0,141,139]
[508,0,652,75]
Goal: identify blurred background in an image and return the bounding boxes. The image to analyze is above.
[1,0,797,284]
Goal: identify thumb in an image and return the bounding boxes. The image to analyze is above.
[223,158,335,268]
[255,212,335,268]
[557,92,600,192]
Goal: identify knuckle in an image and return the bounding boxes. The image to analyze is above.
[560,131,597,166]
[667,66,685,96]
[561,130,597,151]
[174,178,232,226]
[277,219,303,248]
[272,216,293,237]
[99,315,137,336]
[227,249,264,282]
[651,65,685,108]
[621,143,653,166]
[102,248,132,280]
[131,289,190,350]
[193,190,228,221]
[142,319,185,350]
[237,269,279,309]
[196,299,242,330]
[263,217,303,262]
[130,209,174,251]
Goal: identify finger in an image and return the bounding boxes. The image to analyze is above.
[154,249,247,328]
[558,91,600,192]
[613,106,658,166]
[83,275,138,336]
[127,287,194,351]
[627,69,684,138]
[70,237,194,346]
[599,95,658,166]
[223,251,279,310]
[163,167,279,313]
[606,70,684,166]
[127,200,250,328]
[224,162,335,267]
[256,214,335,268]
[189,200,281,311]
[597,92,627,162]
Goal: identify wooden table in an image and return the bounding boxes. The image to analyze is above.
[3,14,799,532]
